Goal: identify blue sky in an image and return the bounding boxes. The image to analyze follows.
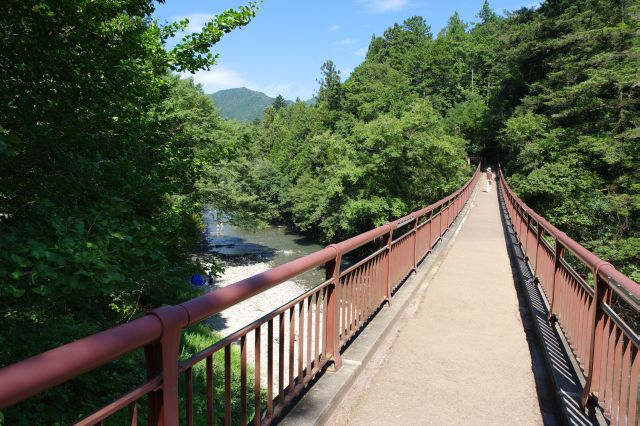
[153,0,540,99]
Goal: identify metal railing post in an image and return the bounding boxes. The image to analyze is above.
[523,214,531,258]
[533,224,543,277]
[412,217,418,273]
[324,246,343,372]
[426,213,432,254]
[145,306,189,426]
[580,263,613,408]
[547,237,565,323]
[383,224,394,304]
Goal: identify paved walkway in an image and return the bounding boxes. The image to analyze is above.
[331,176,544,425]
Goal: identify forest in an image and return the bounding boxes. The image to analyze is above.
[0,0,638,423]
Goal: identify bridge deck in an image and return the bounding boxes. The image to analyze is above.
[331,177,545,425]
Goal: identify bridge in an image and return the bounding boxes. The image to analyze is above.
[0,166,638,425]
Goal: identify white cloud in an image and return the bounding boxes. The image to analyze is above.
[356,0,410,13]
[329,24,340,32]
[337,38,359,45]
[180,67,254,93]
[355,47,368,57]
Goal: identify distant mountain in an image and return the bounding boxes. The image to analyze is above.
[208,87,315,122]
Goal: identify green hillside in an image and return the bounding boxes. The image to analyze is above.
[209,87,315,122]
[209,87,275,122]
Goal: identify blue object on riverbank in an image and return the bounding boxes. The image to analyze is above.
[191,274,206,286]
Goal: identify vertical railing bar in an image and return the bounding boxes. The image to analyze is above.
[355,266,361,326]
[368,258,373,315]
[128,401,138,426]
[298,301,304,385]
[224,345,231,426]
[254,325,261,426]
[322,286,328,362]
[547,240,564,321]
[598,315,611,402]
[617,336,631,425]
[306,295,312,377]
[288,306,295,391]
[267,319,274,418]
[606,326,618,416]
[383,226,393,304]
[240,335,247,425]
[346,273,352,336]
[610,334,625,425]
[185,367,193,426]
[412,218,418,272]
[314,290,320,368]
[206,355,213,426]
[626,347,639,425]
[278,312,284,402]
[364,258,370,317]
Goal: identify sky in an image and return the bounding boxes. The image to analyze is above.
[153,0,540,100]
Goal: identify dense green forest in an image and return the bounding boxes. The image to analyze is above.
[211,0,638,281]
[0,0,260,423]
[0,0,638,423]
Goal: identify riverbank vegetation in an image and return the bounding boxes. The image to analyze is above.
[1,0,638,423]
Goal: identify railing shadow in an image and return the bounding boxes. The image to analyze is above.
[497,179,603,426]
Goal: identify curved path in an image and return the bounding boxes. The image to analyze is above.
[332,176,544,425]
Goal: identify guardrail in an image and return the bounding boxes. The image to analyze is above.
[499,169,640,425]
[0,166,480,425]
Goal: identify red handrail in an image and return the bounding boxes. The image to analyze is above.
[0,166,481,424]
[499,168,639,424]
[499,170,640,302]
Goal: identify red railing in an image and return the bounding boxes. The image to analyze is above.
[0,166,481,425]
[499,169,640,425]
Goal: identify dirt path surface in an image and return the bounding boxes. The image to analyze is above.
[329,176,544,425]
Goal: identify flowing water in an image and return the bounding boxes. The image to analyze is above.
[196,210,326,337]
[200,210,326,287]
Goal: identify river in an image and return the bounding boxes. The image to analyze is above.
[196,210,326,337]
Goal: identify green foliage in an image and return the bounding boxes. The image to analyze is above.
[209,0,639,283]
[206,39,471,242]
[272,95,288,111]
[493,0,640,279]
[445,92,490,154]
[0,0,258,423]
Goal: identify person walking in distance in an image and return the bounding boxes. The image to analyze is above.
[485,167,494,192]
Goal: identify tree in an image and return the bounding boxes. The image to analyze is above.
[317,60,343,111]
[272,94,287,111]
[0,0,259,422]
[478,0,498,25]
[316,60,343,128]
